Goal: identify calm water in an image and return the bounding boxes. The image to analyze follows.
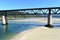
[0,17,60,40]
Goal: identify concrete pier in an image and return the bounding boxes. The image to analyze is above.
[2,15,7,25]
[45,9,53,27]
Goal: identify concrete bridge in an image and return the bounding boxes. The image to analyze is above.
[0,7,60,27]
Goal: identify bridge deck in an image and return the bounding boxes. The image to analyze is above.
[0,7,60,15]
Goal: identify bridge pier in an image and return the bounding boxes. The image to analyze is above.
[45,9,53,28]
[2,15,7,25]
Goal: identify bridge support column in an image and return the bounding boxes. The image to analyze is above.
[2,15,7,25]
[45,9,53,28]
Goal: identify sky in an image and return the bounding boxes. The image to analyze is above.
[0,0,60,10]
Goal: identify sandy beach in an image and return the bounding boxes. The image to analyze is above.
[10,27,60,40]
[10,18,60,40]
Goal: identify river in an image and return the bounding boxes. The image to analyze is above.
[0,17,60,40]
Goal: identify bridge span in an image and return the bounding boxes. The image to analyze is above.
[0,7,60,27]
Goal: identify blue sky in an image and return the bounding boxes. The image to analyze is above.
[0,0,60,10]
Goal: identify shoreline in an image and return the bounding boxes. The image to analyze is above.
[8,18,60,23]
[10,17,60,40]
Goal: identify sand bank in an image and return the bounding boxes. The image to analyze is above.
[10,18,60,22]
[10,27,60,40]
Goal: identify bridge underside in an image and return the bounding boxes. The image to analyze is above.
[0,7,60,27]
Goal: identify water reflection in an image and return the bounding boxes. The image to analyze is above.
[2,25,8,34]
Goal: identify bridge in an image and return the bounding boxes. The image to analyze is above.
[0,7,60,27]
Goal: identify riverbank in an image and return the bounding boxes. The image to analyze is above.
[9,17,60,23]
[10,17,60,40]
[10,27,60,40]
